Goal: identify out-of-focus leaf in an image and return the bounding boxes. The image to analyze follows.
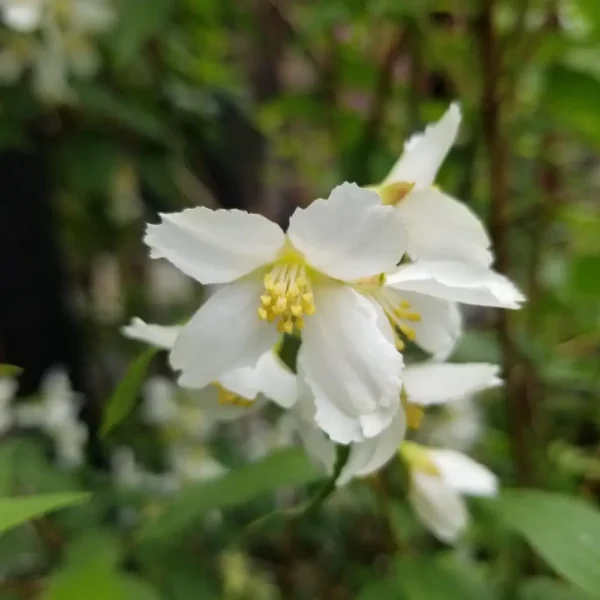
[101,347,158,436]
[76,83,166,140]
[0,364,22,377]
[139,448,321,543]
[0,493,90,536]
[488,490,600,596]
[544,66,600,148]
[356,579,399,599]
[118,577,162,600]
[520,577,593,600]
[568,255,600,297]
[110,0,171,66]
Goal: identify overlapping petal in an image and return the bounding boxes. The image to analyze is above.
[299,284,403,443]
[287,183,407,281]
[395,188,493,266]
[170,280,279,389]
[404,363,502,407]
[387,261,525,309]
[145,208,285,284]
[122,317,180,350]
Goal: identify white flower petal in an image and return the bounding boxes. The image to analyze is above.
[142,376,179,425]
[404,363,502,407]
[400,292,462,360]
[395,188,493,266]
[122,317,180,350]
[429,449,498,497]
[287,183,406,281]
[253,351,297,408]
[337,409,406,486]
[387,261,525,309]
[299,284,403,444]
[292,395,336,475]
[145,207,285,284]
[170,280,279,388]
[409,471,468,543]
[384,103,461,189]
[2,0,43,32]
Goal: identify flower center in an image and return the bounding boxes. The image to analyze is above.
[356,275,421,351]
[257,248,316,334]
[378,181,415,206]
[214,383,255,408]
[399,442,440,477]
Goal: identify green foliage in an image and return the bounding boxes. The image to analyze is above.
[519,577,593,600]
[489,490,600,596]
[102,348,158,436]
[139,448,321,543]
[0,493,90,536]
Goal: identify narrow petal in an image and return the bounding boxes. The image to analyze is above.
[170,280,279,388]
[409,471,468,543]
[122,317,180,350]
[287,183,406,281]
[395,188,493,266]
[145,207,285,284]
[337,410,406,486]
[383,103,461,188]
[404,363,502,407]
[400,292,462,360]
[2,1,43,32]
[298,284,403,444]
[387,261,525,309]
[429,449,498,497]
[292,395,336,474]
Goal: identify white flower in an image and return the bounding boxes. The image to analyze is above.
[293,362,501,486]
[356,260,525,359]
[144,183,407,443]
[1,0,44,32]
[122,317,296,419]
[372,103,493,267]
[168,444,227,483]
[0,377,17,434]
[53,420,88,468]
[401,442,497,543]
[142,376,180,426]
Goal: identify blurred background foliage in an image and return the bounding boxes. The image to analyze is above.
[0,0,599,598]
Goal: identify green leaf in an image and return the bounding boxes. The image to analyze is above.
[544,66,600,148]
[101,347,158,436]
[111,0,171,66]
[568,255,600,297]
[139,448,321,543]
[0,364,22,377]
[0,493,90,536]
[75,83,166,140]
[489,490,600,596]
[520,577,593,600]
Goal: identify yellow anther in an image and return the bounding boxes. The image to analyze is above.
[273,282,286,296]
[398,323,417,341]
[400,300,411,309]
[287,283,300,297]
[405,311,421,322]
[295,317,305,330]
[406,403,425,430]
[258,307,269,320]
[296,275,307,288]
[260,295,272,307]
[290,304,303,317]
[263,274,275,290]
[215,383,255,408]
[274,297,287,314]
[395,337,405,351]
[282,320,294,334]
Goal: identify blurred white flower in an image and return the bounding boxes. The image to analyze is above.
[142,376,180,426]
[401,441,497,543]
[293,362,501,486]
[369,103,493,267]
[123,317,297,419]
[0,377,17,434]
[145,183,407,444]
[91,253,123,323]
[0,0,116,101]
[167,444,227,483]
[148,260,195,309]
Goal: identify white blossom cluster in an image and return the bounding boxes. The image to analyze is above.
[0,0,115,101]
[1,368,88,468]
[123,104,525,543]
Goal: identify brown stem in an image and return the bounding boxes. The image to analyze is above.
[476,0,533,485]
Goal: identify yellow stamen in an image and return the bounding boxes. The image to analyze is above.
[399,441,440,476]
[215,383,255,408]
[378,181,416,206]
